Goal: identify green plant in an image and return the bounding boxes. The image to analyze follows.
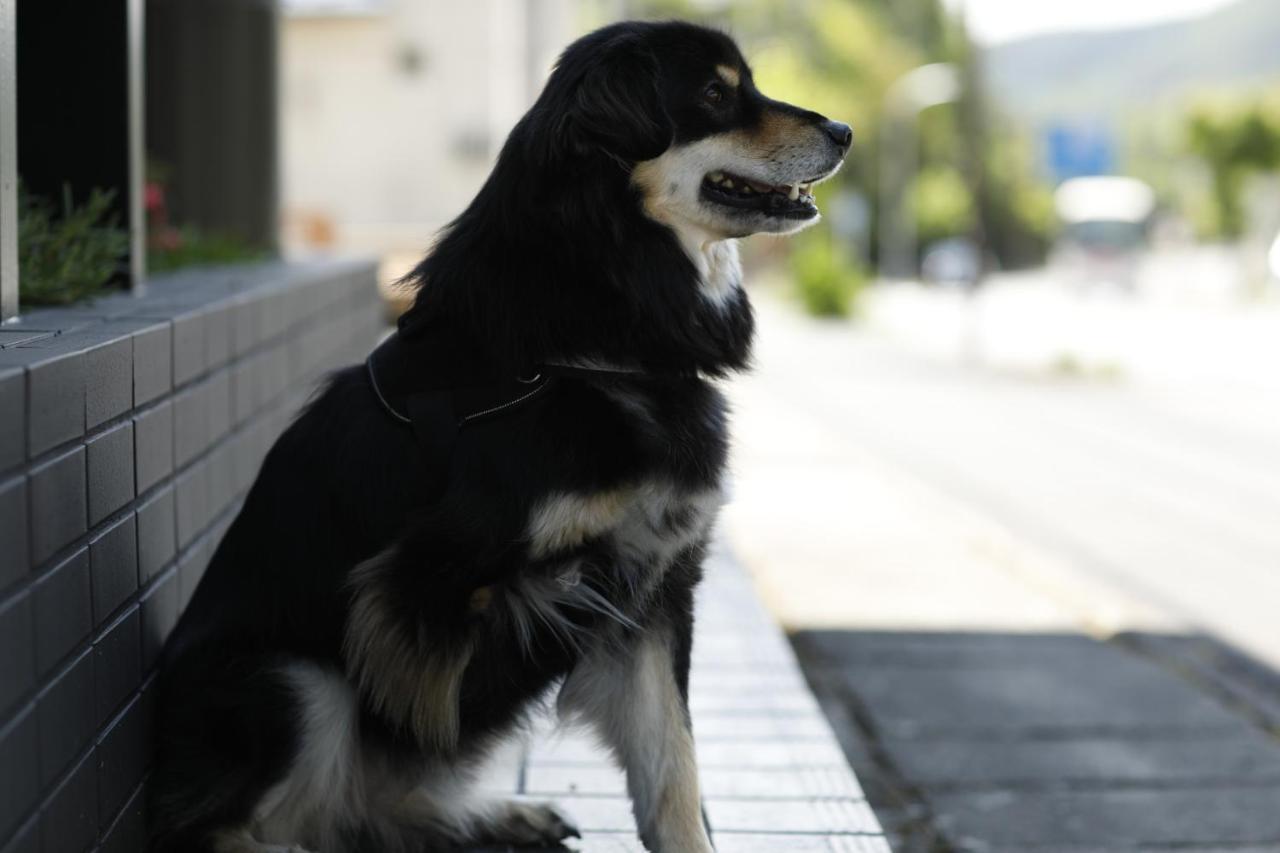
[790,229,865,318]
[19,184,129,305]
[147,228,268,273]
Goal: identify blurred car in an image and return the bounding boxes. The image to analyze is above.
[921,237,981,288]
[1051,176,1155,290]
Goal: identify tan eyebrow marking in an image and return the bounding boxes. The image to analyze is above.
[715,64,740,87]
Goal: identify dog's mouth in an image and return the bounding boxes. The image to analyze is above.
[700,170,820,220]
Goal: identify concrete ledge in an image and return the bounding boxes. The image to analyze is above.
[0,259,383,851]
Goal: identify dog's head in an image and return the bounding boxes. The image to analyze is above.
[552,22,851,239]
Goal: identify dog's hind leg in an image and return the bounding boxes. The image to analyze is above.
[557,581,713,853]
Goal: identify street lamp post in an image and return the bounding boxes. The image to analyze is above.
[878,62,960,281]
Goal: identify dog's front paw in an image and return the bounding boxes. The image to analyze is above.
[482,800,582,847]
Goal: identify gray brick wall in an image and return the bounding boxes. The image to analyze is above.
[0,259,384,853]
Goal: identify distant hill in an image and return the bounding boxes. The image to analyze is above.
[984,0,1280,124]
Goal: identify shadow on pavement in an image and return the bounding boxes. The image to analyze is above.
[791,629,1280,853]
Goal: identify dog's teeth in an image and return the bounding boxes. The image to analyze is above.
[741,185,754,194]
[788,184,800,201]
[800,183,812,193]
[709,171,725,183]
[722,178,734,188]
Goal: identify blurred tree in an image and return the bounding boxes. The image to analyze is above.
[1186,100,1280,238]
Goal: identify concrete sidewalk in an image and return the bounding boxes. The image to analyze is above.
[470,545,892,852]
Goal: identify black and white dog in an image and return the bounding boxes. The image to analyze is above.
[149,20,849,853]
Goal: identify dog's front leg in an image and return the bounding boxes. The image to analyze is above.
[559,606,713,852]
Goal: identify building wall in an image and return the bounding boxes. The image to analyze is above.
[0,259,382,852]
[278,0,575,259]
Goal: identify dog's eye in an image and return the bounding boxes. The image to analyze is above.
[703,82,726,105]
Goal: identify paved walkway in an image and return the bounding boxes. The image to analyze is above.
[470,545,891,852]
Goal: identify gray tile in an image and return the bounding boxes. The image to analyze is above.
[204,302,231,371]
[140,568,178,671]
[84,336,132,431]
[174,462,209,549]
[94,607,141,726]
[172,383,208,469]
[131,322,171,406]
[0,708,39,841]
[230,297,259,356]
[96,689,150,826]
[205,442,235,520]
[27,446,86,567]
[0,476,28,591]
[177,538,213,609]
[0,816,38,853]
[89,514,138,626]
[712,835,891,853]
[36,648,95,787]
[0,367,23,472]
[99,782,145,853]
[132,400,173,494]
[206,370,231,444]
[135,486,176,584]
[38,750,97,853]
[0,593,34,716]
[32,548,91,675]
[86,422,135,527]
[20,346,86,458]
[230,358,257,425]
[171,310,206,386]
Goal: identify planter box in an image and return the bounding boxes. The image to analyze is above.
[0,258,382,850]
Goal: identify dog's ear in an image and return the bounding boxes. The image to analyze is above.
[565,35,671,162]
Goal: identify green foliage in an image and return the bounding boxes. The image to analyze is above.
[1185,99,1280,238]
[911,165,975,247]
[790,229,866,317]
[148,229,268,274]
[19,184,129,306]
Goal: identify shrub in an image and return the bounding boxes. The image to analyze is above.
[789,229,865,317]
[19,184,129,306]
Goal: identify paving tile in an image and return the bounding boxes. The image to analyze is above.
[132,400,173,495]
[0,367,23,473]
[0,594,34,716]
[713,835,892,853]
[0,475,28,591]
[536,796,634,833]
[135,485,176,584]
[27,446,86,567]
[94,607,141,726]
[705,799,880,834]
[525,765,863,801]
[929,787,1280,848]
[205,441,235,523]
[230,297,259,356]
[86,422,135,527]
[96,690,150,826]
[131,322,172,406]
[36,649,95,787]
[38,750,97,853]
[83,336,132,431]
[177,538,213,609]
[0,709,39,841]
[89,514,138,626]
[231,357,258,425]
[884,729,1280,787]
[32,549,91,675]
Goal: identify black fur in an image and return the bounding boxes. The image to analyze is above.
[150,20,846,853]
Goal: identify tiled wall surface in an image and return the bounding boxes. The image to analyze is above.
[0,260,383,853]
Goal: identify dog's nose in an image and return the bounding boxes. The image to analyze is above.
[821,120,853,150]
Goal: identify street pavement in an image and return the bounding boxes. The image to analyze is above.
[722,281,1280,851]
